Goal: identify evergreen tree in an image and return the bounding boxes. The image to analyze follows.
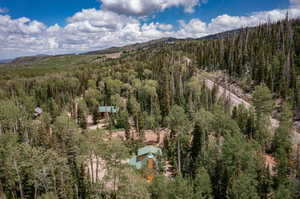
[166,105,190,175]
[193,167,213,199]
[167,176,193,199]
[77,99,88,129]
[252,85,273,149]
[274,102,294,188]
[149,175,169,199]
[229,173,259,199]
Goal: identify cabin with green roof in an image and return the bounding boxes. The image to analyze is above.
[98,106,119,113]
[128,146,162,182]
[98,106,119,119]
[137,145,162,157]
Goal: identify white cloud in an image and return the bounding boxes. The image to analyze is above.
[174,7,300,39]
[99,0,205,16]
[176,18,207,38]
[206,8,300,34]
[0,9,171,58]
[47,24,61,34]
[66,8,138,31]
[47,37,59,49]
[158,24,173,31]
[1,4,300,59]
[0,15,46,35]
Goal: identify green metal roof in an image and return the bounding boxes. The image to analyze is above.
[137,146,162,156]
[128,156,143,169]
[98,106,119,113]
[128,146,162,170]
[128,155,160,170]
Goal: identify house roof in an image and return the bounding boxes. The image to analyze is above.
[98,106,119,113]
[137,146,162,156]
[128,155,160,170]
[128,155,159,169]
[128,156,143,169]
[128,146,162,170]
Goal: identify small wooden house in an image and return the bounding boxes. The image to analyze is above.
[99,106,119,113]
[128,146,162,182]
[98,106,119,118]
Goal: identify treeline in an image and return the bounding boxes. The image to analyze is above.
[0,18,299,198]
[160,18,300,108]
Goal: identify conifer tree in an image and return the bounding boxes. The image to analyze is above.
[252,85,273,149]
[274,102,294,187]
[166,105,190,175]
[193,167,213,199]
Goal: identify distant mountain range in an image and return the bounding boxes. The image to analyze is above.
[0,28,244,67]
[80,29,245,55]
[0,54,49,65]
[0,59,13,64]
[83,37,180,55]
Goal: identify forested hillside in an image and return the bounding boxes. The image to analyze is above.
[0,18,300,199]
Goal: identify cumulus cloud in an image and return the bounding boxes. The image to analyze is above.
[0,15,46,35]
[158,24,173,31]
[0,9,172,58]
[1,4,300,59]
[99,0,205,16]
[174,7,300,39]
[66,9,138,31]
[207,8,300,34]
[176,19,207,38]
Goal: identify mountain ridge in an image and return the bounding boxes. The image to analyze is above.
[0,28,243,67]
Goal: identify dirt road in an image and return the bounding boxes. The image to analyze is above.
[203,77,252,109]
[201,74,300,145]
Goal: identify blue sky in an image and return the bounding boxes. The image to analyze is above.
[152,0,289,28]
[1,0,289,26]
[0,0,298,59]
[0,0,100,26]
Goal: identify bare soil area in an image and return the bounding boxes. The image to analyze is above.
[104,52,122,59]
